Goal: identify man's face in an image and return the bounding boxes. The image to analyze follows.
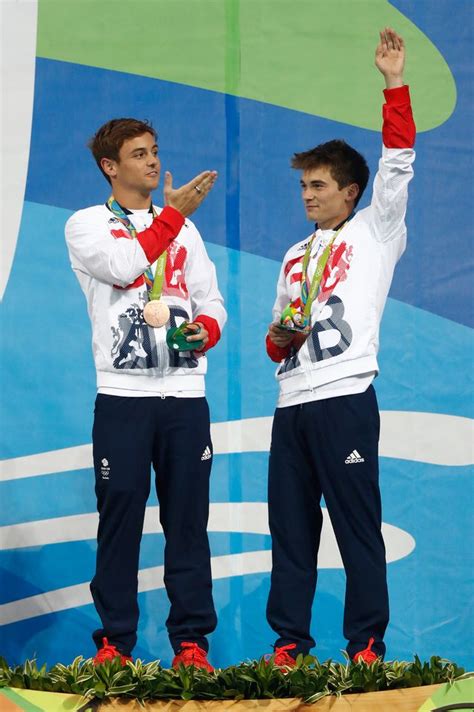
[104,132,160,195]
[300,166,357,229]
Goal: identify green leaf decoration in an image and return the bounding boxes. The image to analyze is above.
[0,654,467,704]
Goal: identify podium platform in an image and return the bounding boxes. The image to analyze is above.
[1,682,466,711]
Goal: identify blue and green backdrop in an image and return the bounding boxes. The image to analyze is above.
[1,0,473,670]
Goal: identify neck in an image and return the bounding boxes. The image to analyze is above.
[318,209,352,231]
[111,186,152,210]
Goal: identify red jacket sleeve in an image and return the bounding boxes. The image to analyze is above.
[382,85,416,149]
[136,206,185,263]
[266,331,309,362]
[266,333,292,363]
[195,314,221,352]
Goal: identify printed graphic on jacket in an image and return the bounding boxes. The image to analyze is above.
[111,301,198,370]
[285,241,353,305]
[278,295,353,374]
[110,227,147,291]
[317,242,353,303]
[163,242,188,299]
[110,227,189,297]
[278,242,354,374]
[111,302,158,369]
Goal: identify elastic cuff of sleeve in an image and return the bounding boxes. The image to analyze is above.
[194,314,221,352]
[158,205,185,232]
[383,84,410,104]
[137,207,185,263]
[266,333,291,363]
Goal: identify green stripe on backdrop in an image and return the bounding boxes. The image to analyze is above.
[37,0,455,131]
[225,0,240,96]
[1,687,46,712]
[0,687,85,711]
[418,677,474,712]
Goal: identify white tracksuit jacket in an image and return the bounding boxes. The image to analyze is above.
[270,85,416,407]
[65,204,226,396]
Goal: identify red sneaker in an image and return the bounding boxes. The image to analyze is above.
[172,642,214,672]
[265,643,297,668]
[352,637,378,664]
[93,637,132,666]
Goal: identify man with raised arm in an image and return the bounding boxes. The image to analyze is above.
[65,118,226,671]
[264,29,415,665]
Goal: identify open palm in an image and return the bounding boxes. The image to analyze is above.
[375,27,405,78]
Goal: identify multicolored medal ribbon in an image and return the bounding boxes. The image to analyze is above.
[280,219,349,332]
[107,197,170,327]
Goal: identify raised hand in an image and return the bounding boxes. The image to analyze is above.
[375,27,405,89]
[164,170,217,217]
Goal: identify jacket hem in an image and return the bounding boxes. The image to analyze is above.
[277,355,378,395]
[97,372,206,393]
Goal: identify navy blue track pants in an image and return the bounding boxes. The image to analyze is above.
[266,385,388,658]
[90,394,217,657]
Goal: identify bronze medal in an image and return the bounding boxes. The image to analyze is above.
[143,300,170,328]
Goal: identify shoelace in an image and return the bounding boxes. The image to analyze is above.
[354,637,377,663]
[178,642,208,664]
[272,642,297,665]
[94,637,120,663]
[94,637,130,665]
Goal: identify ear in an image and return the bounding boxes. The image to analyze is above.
[345,182,359,204]
[100,157,117,180]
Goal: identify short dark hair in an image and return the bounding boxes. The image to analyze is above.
[88,118,157,183]
[292,139,369,206]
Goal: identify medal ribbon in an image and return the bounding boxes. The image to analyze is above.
[300,220,349,321]
[107,197,167,300]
